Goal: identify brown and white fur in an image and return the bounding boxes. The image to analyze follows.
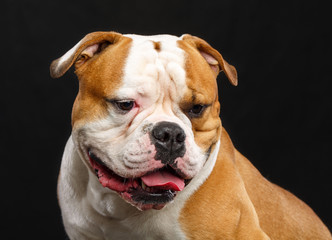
[50,31,331,240]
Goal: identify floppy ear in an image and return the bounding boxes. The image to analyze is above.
[181,34,238,86]
[50,31,122,78]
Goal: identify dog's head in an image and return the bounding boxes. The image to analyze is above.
[50,32,237,210]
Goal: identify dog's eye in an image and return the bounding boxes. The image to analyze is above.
[114,100,135,112]
[188,104,206,118]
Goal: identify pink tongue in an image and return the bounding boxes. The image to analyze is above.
[141,170,185,191]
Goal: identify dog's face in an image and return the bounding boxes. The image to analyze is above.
[51,32,237,210]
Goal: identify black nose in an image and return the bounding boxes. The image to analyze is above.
[151,121,186,164]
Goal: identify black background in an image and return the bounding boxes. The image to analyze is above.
[2,0,331,239]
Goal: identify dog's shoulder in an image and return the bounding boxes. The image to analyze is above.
[178,128,270,239]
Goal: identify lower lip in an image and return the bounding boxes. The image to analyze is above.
[87,150,178,210]
[121,191,173,211]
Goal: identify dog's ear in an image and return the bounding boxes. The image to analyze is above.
[50,31,122,78]
[181,34,238,86]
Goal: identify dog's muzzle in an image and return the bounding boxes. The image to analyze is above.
[86,122,190,211]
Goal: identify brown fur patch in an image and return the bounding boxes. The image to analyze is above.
[181,34,238,86]
[153,41,161,51]
[177,39,221,152]
[72,36,132,128]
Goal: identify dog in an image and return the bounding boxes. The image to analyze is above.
[50,31,331,240]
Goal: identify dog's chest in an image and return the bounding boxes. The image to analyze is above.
[84,166,187,239]
[98,211,186,240]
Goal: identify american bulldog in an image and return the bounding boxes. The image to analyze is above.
[50,31,331,240]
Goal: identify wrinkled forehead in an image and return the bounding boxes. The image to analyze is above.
[118,34,187,101]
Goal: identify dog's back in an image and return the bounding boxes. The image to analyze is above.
[236,150,331,239]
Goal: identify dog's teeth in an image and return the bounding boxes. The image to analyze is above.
[141,181,154,192]
[142,181,146,190]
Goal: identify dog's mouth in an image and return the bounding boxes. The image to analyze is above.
[87,150,188,210]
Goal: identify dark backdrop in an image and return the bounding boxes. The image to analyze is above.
[2,0,331,239]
